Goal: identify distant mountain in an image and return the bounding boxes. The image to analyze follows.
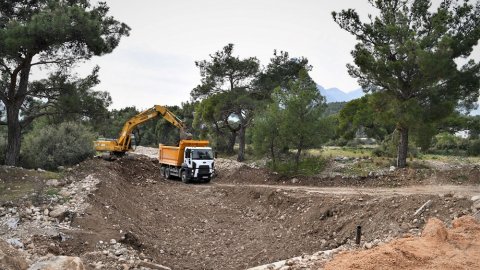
[317,85,480,115]
[317,85,364,103]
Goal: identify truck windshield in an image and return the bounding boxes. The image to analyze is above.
[192,149,213,160]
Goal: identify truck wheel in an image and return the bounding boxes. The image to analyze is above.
[181,170,189,184]
[165,168,172,179]
[160,167,165,178]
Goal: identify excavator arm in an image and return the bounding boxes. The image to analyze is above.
[94,105,192,154]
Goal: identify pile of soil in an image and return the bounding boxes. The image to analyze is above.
[324,215,480,270]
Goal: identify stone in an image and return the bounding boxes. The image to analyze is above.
[59,190,72,197]
[389,166,396,172]
[6,217,19,230]
[46,179,61,187]
[6,238,24,248]
[115,248,128,256]
[414,200,433,216]
[291,178,299,184]
[29,256,84,270]
[472,200,480,210]
[471,195,480,202]
[137,261,171,270]
[49,206,67,218]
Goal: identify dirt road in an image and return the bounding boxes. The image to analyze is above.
[214,183,480,197]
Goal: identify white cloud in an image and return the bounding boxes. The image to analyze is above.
[77,0,479,109]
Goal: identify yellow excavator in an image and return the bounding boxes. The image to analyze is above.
[94,105,192,156]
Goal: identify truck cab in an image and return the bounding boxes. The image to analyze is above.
[158,140,214,183]
[182,147,215,182]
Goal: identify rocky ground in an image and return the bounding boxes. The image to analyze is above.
[0,149,479,269]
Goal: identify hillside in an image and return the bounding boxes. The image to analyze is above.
[317,85,364,103]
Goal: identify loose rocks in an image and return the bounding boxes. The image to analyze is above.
[29,256,84,270]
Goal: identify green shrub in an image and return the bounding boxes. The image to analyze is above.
[346,139,360,147]
[467,139,480,156]
[372,132,419,158]
[335,138,348,147]
[21,122,96,170]
[433,132,460,150]
[268,156,327,176]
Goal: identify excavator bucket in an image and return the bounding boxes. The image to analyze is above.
[180,129,193,140]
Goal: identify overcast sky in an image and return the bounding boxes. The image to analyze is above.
[76,0,479,110]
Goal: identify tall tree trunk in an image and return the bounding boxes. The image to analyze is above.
[294,147,302,172]
[226,131,237,154]
[294,137,304,171]
[237,125,246,162]
[5,103,22,166]
[397,127,409,168]
[4,61,31,166]
[270,139,276,167]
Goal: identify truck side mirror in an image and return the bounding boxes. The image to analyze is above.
[185,149,191,158]
[214,152,218,159]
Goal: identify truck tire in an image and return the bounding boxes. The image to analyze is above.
[165,167,172,179]
[160,167,165,178]
[181,170,190,184]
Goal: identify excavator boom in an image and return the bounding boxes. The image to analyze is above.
[94,105,192,154]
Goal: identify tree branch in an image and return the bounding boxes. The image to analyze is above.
[0,60,12,75]
[29,60,64,67]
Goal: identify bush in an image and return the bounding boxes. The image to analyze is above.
[433,132,460,150]
[372,132,419,158]
[268,156,327,176]
[346,139,360,147]
[467,139,480,156]
[335,138,348,147]
[21,122,97,170]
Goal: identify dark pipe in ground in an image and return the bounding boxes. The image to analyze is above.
[356,225,362,245]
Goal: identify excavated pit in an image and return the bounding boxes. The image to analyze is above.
[52,156,475,269]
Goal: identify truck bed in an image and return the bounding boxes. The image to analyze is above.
[158,140,209,166]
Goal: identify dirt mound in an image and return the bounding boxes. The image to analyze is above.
[324,215,480,270]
